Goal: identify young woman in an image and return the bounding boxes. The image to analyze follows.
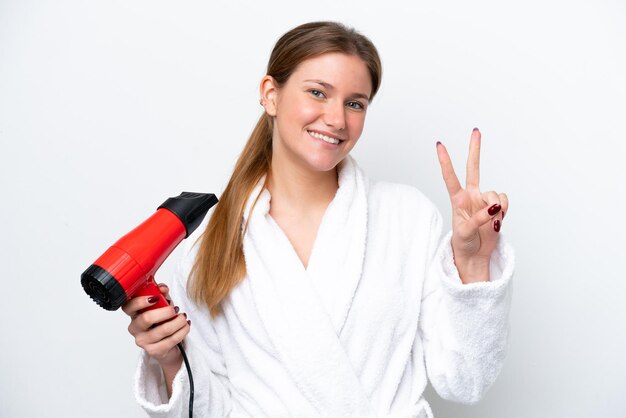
[123,21,514,418]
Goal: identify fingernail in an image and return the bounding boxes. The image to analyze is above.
[436,141,442,147]
[502,210,506,219]
[494,219,501,232]
[147,296,159,304]
[187,319,191,326]
[174,306,180,313]
[473,127,479,132]
[488,203,502,216]
[183,312,187,318]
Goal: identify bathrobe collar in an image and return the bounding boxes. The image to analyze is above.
[241,156,374,416]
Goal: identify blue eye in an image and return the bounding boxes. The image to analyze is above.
[309,89,325,98]
[347,101,364,110]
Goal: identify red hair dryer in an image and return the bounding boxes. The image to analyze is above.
[81,192,218,311]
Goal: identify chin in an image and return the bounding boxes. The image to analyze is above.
[302,155,344,173]
[302,145,354,174]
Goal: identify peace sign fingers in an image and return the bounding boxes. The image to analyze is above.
[433,127,508,282]
[436,141,463,199]
[466,128,481,191]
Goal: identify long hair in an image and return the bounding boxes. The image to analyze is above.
[189,21,383,317]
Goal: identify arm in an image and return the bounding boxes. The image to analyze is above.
[418,209,514,404]
[161,356,182,399]
[417,127,514,402]
[131,241,233,418]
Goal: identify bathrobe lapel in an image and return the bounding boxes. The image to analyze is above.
[305,156,368,335]
[242,157,374,416]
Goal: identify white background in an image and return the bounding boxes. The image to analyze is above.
[1,1,625,417]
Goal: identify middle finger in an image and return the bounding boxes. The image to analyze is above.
[466,128,481,191]
[130,305,179,334]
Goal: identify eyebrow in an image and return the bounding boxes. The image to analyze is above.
[303,79,371,101]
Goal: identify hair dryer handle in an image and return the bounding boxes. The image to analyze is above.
[134,276,170,311]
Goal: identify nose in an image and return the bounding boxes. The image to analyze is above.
[323,101,346,131]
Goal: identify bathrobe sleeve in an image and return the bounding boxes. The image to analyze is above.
[418,207,514,404]
[133,239,233,417]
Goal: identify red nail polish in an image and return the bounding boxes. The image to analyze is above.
[147,296,159,304]
[174,306,180,313]
[473,127,479,132]
[494,219,501,232]
[436,141,442,147]
[187,319,191,326]
[488,204,502,216]
[502,211,506,219]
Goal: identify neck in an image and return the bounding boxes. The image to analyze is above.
[267,157,340,215]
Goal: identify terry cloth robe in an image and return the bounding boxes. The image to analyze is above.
[134,156,515,418]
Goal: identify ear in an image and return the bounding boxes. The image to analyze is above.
[259,75,279,117]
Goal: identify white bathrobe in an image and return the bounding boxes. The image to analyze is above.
[134,156,514,418]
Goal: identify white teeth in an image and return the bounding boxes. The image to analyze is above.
[308,130,340,145]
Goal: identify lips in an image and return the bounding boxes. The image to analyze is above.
[307,130,344,145]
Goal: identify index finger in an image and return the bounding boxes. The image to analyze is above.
[122,295,161,317]
[436,141,463,197]
[466,128,481,190]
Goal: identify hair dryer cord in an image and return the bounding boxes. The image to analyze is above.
[177,343,194,418]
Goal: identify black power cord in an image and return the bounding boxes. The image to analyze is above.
[177,343,194,418]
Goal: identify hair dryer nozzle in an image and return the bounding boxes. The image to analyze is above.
[158,192,218,237]
[81,264,127,310]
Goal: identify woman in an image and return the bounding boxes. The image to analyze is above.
[124,21,514,418]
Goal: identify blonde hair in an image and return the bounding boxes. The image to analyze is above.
[189,21,383,317]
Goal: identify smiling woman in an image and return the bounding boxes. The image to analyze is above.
[125,21,514,418]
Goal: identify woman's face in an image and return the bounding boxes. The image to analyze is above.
[262,53,372,173]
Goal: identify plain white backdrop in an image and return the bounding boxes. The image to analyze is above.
[1,0,625,417]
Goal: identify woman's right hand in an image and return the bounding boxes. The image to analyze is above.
[122,283,191,370]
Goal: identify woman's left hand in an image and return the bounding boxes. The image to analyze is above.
[435,128,509,284]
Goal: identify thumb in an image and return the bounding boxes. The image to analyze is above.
[472,204,502,232]
[470,192,502,231]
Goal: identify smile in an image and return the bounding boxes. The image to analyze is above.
[307,130,343,145]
